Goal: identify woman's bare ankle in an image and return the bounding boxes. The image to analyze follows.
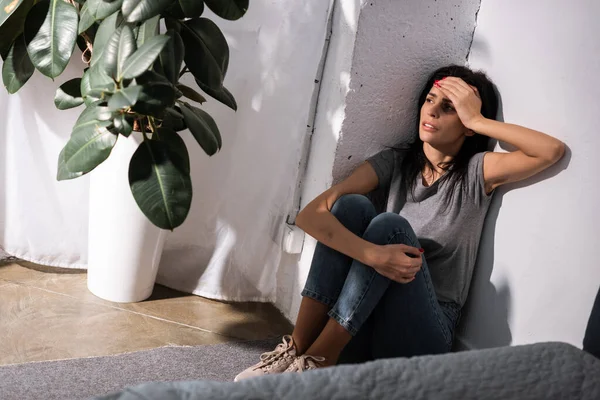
[290,334,307,355]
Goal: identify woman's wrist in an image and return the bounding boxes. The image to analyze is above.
[467,115,490,133]
[361,243,382,267]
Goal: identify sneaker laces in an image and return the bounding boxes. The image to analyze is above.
[254,335,296,372]
[285,354,326,373]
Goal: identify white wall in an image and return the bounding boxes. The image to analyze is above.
[457,0,599,349]
[275,0,481,321]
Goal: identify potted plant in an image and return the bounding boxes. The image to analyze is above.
[0,0,248,302]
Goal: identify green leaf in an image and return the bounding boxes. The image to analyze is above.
[73,102,114,131]
[87,0,122,21]
[80,68,100,104]
[63,119,116,174]
[88,62,115,97]
[0,0,34,58]
[164,17,180,33]
[57,146,84,181]
[162,107,186,131]
[131,80,176,117]
[112,112,133,136]
[203,0,248,21]
[90,11,124,67]
[24,0,78,78]
[180,18,229,90]
[2,33,34,93]
[165,106,183,119]
[162,1,184,19]
[0,0,24,28]
[136,68,171,85]
[195,78,237,111]
[121,34,169,80]
[176,0,203,18]
[121,0,171,24]
[180,102,220,155]
[78,2,94,34]
[177,83,206,104]
[136,14,159,47]
[160,30,183,84]
[158,127,189,174]
[102,25,136,80]
[162,0,203,19]
[54,78,84,110]
[189,102,221,148]
[129,139,192,230]
[107,84,141,111]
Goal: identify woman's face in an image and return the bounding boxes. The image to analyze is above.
[419,84,473,148]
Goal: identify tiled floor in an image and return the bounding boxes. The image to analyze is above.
[0,260,293,366]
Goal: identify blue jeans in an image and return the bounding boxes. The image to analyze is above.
[301,194,461,363]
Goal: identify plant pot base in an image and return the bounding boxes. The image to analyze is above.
[87,133,167,303]
[87,276,155,303]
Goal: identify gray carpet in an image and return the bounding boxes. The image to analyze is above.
[0,338,280,400]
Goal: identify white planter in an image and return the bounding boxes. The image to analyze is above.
[87,132,167,303]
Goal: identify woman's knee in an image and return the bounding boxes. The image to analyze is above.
[331,194,376,216]
[363,213,419,246]
[330,195,377,232]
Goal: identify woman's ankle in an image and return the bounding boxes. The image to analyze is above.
[291,333,308,355]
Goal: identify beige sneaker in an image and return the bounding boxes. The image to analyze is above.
[234,335,298,382]
[283,354,326,373]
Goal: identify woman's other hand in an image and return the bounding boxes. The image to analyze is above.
[435,77,484,130]
[368,244,423,283]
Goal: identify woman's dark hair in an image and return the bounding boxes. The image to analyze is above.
[398,65,499,211]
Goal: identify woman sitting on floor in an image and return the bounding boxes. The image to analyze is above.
[235,65,566,380]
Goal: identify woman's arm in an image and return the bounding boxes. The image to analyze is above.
[437,77,565,193]
[295,162,381,266]
[470,118,565,193]
[296,162,424,283]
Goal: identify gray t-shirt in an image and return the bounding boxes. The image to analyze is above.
[367,149,493,307]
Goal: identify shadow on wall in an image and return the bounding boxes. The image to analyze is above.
[457,189,513,349]
[457,88,572,349]
[157,1,332,305]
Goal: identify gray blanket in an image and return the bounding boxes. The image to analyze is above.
[97,342,600,400]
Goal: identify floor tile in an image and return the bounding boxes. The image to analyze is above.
[117,286,293,341]
[0,262,88,297]
[0,262,293,341]
[0,283,229,366]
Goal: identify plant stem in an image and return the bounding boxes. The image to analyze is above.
[148,117,160,140]
[79,33,94,65]
[148,117,156,132]
[69,0,94,64]
[179,67,189,78]
[140,119,150,141]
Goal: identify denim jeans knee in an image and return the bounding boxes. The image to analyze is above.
[362,212,420,248]
[330,194,378,231]
[327,213,422,336]
[301,195,378,308]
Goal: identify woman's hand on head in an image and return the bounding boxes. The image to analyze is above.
[369,244,423,284]
[436,77,484,130]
